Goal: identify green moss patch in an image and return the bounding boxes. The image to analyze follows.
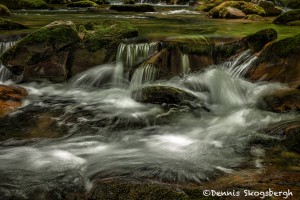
[0,18,27,30]
[273,9,300,24]
[0,4,10,16]
[67,0,98,7]
[79,20,138,52]
[1,0,49,10]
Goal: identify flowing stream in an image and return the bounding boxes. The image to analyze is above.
[0,41,296,199]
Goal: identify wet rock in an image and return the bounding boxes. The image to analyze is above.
[71,20,138,75]
[87,178,211,200]
[1,0,49,10]
[0,18,27,30]
[286,0,300,9]
[109,4,155,12]
[244,14,265,21]
[67,0,98,8]
[123,0,136,4]
[0,4,10,16]
[195,3,216,12]
[132,85,198,105]
[209,1,266,18]
[273,9,300,25]
[1,20,79,82]
[0,20,138,81]
[258,0,282,16]
[0,84,27,117]
[263,120,300,153]
[259,88,300,113]
[246,34,300,88]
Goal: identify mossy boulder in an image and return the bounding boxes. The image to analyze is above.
[195,3,216,12]
[0,18,27,30]
[245,14,265,21]
[1,0,49,10]
[110,4,155,12]
[0,20,138,82]
[0,20,80,82]
[246,34,300,88]
[0,85,27,117]
[67,0,98,7]
[284,0,300,9]
[132,85,198,105]
[273,9,300,25]
[259,88,300,113]
[71,20,138,75]
[258,0,282,16]
[209,1,266,18]
[0,4,10,16]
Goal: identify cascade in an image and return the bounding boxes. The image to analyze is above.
[116,42,158,68]
[227,50,257,78]
[181,53,190,75]
[0,41,16,82]
[130,64,157,89]
[112,42,158,87]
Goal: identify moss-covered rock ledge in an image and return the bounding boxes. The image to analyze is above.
[0,20,138,82]
[1,0,49,10]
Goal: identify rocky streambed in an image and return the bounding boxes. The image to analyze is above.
[0,1,300,200]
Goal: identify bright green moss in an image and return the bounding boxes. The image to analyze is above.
[80,20,138,52]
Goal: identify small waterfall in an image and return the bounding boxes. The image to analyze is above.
[116,42,158,68]
[112,62,124,88]
[181,53,190,75]
[71,64,115,88]
[0,41,16,82]
[227,50,257,78]
[112,42,158,88]
[130,64,158,89]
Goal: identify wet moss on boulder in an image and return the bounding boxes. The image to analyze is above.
[1,0,49,10]
[208,1,266,18]
[0,4,10,16]
[273,9,300,25]
[132,85,198,105]
[67,0,98,7]
[0,20,80,82]
[110,4,155,12]
[258,0,282,16]
[0,18,28,30]
[246,34,300,88]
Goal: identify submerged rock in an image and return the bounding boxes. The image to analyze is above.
[0,18,27,30]
[259,88,300,113]
[110,4,155,12]
[0,84,27,117]
[1,0,49,10]
[132,85,198,105]
[0,4,10,16]
[246,34,300,88]
[273,9,300,25]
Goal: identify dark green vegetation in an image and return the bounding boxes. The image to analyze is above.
[273,9,300,24]
[0,18,27,30]
[1,0,49,10]
[67,0,98,7]
[110,4,155,12]
[0,4,10,16]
